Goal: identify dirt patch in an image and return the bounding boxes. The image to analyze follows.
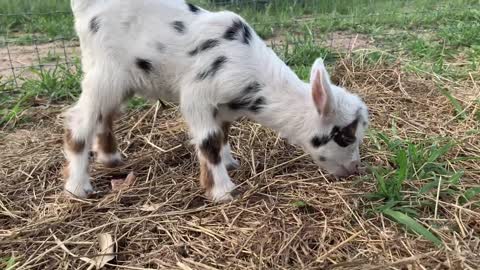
[326,31,375,50]
[0,40,79,80]
[265,31,375,51]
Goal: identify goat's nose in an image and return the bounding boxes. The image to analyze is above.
[348,160,361,174]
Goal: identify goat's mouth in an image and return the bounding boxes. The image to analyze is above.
[332,167,351,178]
[332,165,358,179]
[332,164,367,179]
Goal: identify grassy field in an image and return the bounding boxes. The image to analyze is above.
[1,0,479,269]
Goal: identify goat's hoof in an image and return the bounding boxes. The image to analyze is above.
[103,159,125,168]
[97,152,124,168]
[212,193,233,202]
[65,180,95,198]
[208,181,236,203]
[226,159,240,171]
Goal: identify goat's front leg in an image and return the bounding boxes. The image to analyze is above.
[93,111,123,168]
[183,104,236,202]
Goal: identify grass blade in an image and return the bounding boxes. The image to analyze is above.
[5,257,16,270]
[419,171,463,194]
[395,148,408,184]
[440,88,466,120]
[382,208,442,246]
[419,178,440,194]
[448,170,463,185]
[427,143,452,163]
[460,187,480,205]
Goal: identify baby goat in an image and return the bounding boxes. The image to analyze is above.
[65,0,369,201]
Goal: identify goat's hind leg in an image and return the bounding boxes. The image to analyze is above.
[63,69,126,198]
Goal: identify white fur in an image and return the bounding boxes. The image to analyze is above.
[65,0,369,200]
[64,149,93,197]
[209,162,236,202]
[221,144,240,170]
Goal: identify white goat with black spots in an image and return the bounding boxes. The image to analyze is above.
[65,0,369,201]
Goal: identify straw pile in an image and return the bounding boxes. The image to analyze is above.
[1,55,479,269]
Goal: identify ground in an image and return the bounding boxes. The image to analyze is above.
[1,0,480,269]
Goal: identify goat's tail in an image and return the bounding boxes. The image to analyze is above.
[70,0,98,16]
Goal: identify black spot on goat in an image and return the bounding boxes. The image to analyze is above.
[331,118,359,147]
[223,19,252,45]
[311,118,359,148]
[187,3,200,13]
[89,16,100,33]
[196,56,227,80]
[227,82,262,110]
[172,21,186,34]
[200,131,223,165]
[189,39,220,56]
[249,97,266,113]
[135,58,153,73]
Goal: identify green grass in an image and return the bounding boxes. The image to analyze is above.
[1,256,16,270]
[1,0,479,81]
[382,208,442,246]
[476,99,480,122]
[460,187,480,205]
[0,0,74,44]
[0,60,81,125]
[365,130,470,244]
[0,0,70,13]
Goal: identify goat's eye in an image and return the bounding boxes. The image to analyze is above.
[311,135,329,148]
[333,131,356,147]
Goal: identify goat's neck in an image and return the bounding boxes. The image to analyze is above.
[253,49,317,142]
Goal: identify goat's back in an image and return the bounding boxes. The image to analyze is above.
[73,0,271,103]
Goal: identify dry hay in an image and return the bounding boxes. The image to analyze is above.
[1,55,479,269]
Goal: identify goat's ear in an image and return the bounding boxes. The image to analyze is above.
[310,59,333,116]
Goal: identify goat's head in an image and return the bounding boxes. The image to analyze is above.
[299,58,369,178]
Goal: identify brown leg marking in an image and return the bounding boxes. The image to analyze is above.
[96,112,121,167]
[198,129,225,198]
[64,129,85,153]
[199,158,214,192]
[63,130,85,180]
[97,113,117,153]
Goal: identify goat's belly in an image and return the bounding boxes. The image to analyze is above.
[134,77,180,104]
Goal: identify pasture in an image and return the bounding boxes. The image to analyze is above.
[1,0,479,269]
